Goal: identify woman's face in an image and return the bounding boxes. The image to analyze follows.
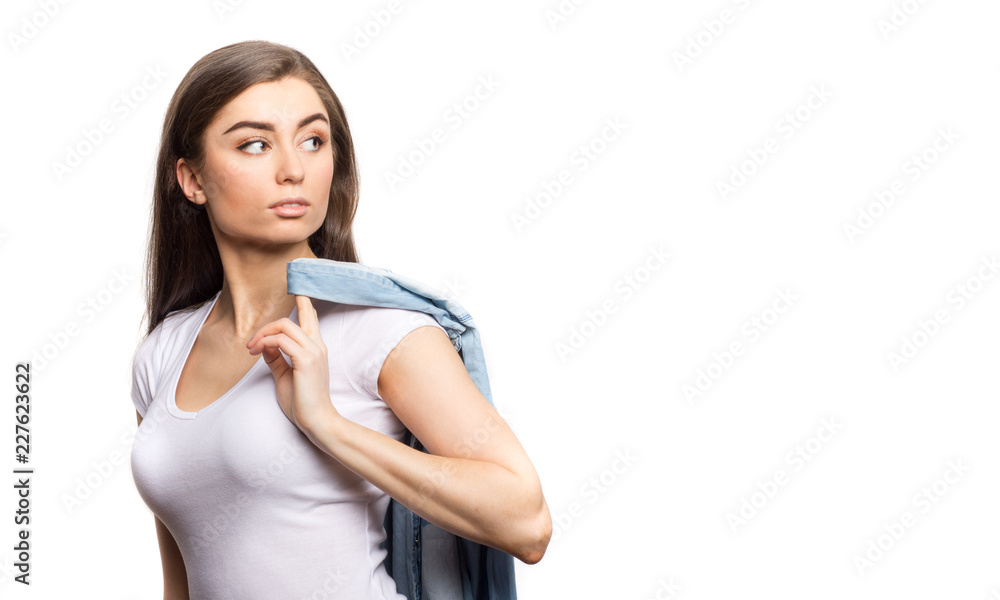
[177,77,333,249]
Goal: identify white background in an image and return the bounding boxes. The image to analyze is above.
[2,0,999,598]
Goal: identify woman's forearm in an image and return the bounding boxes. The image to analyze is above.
[300,403,550,564]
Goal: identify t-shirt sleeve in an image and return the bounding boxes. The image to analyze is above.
[130,325,163,419]
[340,306,447,399]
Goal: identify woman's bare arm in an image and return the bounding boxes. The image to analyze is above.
[295,327,552,564]
[137,412,191,600]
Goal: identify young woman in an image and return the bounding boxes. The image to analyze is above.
[129,40,550,599]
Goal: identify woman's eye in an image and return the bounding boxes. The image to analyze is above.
[303,136,324,151]
[239,140,268,154]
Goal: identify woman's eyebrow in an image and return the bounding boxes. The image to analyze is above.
[222,112,329,134]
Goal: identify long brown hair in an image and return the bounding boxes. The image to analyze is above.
[141,40,360,337]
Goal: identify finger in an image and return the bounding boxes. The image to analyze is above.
[252,332,318,371]
[247,317,316,352]
[296,295,319,337]
[259,345,290,377]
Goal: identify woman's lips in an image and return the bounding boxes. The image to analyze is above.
[271,198,309,217]
[272,204,307,217]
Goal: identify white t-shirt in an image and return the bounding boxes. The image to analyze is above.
[129,289,445,600]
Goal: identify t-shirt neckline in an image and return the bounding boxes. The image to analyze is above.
[165,290,297,420]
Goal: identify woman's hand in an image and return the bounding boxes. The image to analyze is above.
[245,295,337,432]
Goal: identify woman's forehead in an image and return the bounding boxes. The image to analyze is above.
[213,78,328,131]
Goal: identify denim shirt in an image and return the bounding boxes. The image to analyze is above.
[286,257,518,600]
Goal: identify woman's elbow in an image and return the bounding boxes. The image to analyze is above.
[514,495,551,565]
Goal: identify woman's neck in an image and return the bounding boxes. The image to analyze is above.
[213,241,317,339]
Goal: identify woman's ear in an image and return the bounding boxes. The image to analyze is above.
[176,157,206,205]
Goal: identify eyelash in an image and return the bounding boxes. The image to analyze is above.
[237,134,328,154]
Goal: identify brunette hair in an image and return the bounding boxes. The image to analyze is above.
[141,40,360,336]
